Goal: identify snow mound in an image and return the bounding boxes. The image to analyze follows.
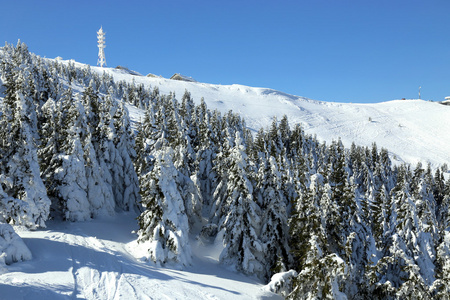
[263,269,298,297]
[0,223,32,269]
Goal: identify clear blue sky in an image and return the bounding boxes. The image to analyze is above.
[1,0,449,103]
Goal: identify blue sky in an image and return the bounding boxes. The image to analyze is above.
[1,0,449,103]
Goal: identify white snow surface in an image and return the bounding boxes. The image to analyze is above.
[0,213,279,299]
[85,63,450,169]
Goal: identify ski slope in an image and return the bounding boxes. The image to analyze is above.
[91,64,450,169]
[0,213,279,300]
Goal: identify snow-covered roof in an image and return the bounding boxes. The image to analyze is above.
[170,73,197,82]
[114,66,142,76]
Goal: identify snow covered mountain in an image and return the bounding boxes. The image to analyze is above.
[85,63,450,170]
[1,43,450,300]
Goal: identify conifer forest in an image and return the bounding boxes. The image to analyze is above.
[1,42,450,299]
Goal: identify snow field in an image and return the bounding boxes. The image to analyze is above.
[0,213,280,299]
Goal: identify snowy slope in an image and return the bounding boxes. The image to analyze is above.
[0,213,279,300]
[86,64,450,169]
[1,57,448,300]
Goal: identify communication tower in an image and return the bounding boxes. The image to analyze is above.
[97,26,106,67]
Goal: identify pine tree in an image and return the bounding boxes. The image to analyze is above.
[194,101,218,212]
[434,168,445,208]
[438,178,450,230]
[76,92,114,217]
[111,99,140,211]
[0,62,50,228]
[433,228,450,298]
[371,184,391,251]
[55,92,90,221]
[267,117,283,158]
[137,144,191,266]
[258,156,290,279]
[134,105,158,177]
[217,132,264,277]
[0,174,32,226]
[209,123,235,225]
[367,165,432,298]
[289,175,349,299]
[38,97,61,203]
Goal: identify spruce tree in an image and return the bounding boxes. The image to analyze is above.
[289,175,348,299]
[55,92,90,221]
[111,99,140,211]
[76,92,114,217]
[137,144,191,266]
[217,132,264,277]
[0,63,50,228]
[258,156,290,279]
[38,98,61,203]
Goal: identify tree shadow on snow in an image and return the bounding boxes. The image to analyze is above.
[160,267,242,296]
[159,257,262,296]
[188,256,263,285]
[3,237,242,297]
[15,237,173,280]
[0,283,73,300]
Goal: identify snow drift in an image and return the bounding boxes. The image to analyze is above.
[0,223,31,271]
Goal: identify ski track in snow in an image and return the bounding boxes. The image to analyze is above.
[0,213,279,300]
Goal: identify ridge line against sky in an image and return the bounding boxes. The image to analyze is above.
[1,0,449,103]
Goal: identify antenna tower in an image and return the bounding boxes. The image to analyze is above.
[97,26,106,67]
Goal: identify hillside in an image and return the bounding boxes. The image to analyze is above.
[81,63,449,169]
[1,44,450,300]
